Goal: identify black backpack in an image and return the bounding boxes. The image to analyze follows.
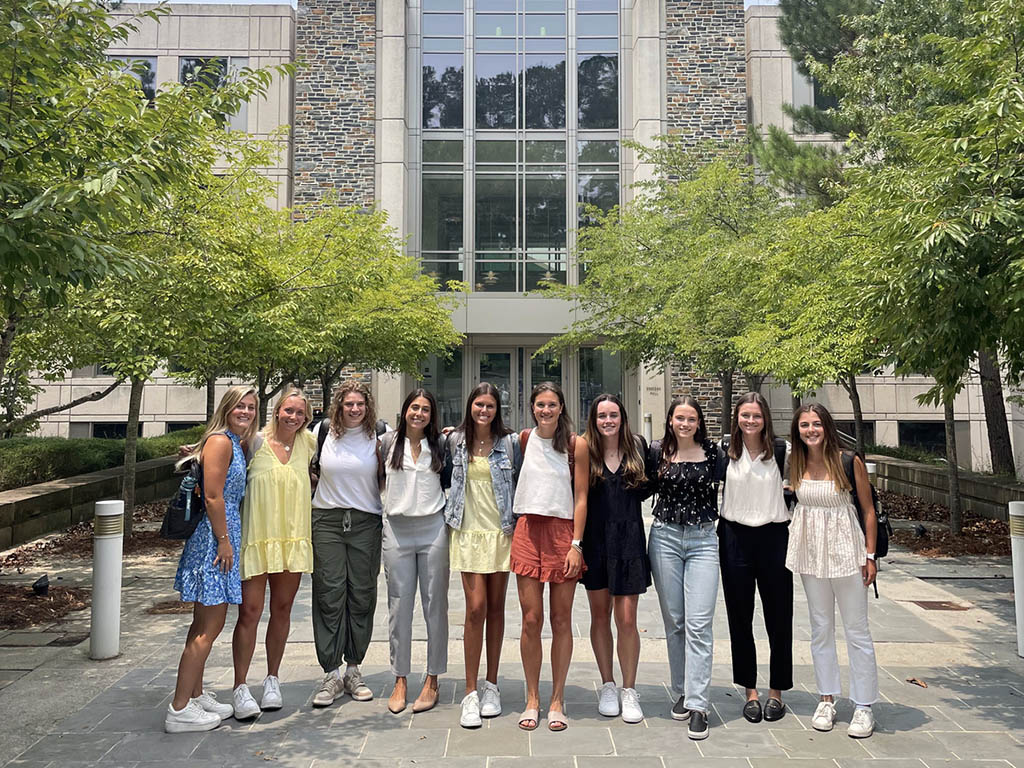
[841,452,893,560]
[160,459,205,540]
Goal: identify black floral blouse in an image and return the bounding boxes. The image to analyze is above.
[649,439,721,526]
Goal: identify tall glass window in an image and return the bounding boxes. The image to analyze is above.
[179,56,249,131]
[578,347,623,425]
[422,140,465,288]
[419,351,463,427]
[420,0,620,291]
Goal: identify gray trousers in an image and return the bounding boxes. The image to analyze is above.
[311,507,383,673]
[381,512,450,678]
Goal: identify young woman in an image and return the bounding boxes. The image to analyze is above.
[166,386,257,733]
[510,381,586,733]
[309,381,383,708]
[442,383,518,729]
[787,403,879,739]
[381,388,449,715]
[718,392,793,724]
[575,394,652,724]
[230,387,315,718]
[647,396,724,741]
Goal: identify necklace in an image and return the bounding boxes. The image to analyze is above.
[273,438,293,453]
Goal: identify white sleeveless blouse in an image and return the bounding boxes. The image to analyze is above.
[785,479,866,579]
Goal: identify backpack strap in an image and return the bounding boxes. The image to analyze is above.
[315,420,329,467]
[568,433,576,489]
[519,428,531,457]
[773,438,787,479]
[380,431,398,472]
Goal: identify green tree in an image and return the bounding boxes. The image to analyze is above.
[778,0,879,75]
[0,0,290,429]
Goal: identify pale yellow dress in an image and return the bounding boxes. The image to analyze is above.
[449,457,512,573]
[241,431,315,579]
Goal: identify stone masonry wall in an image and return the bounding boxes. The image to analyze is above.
[665,0,747,140]
[669,368,746,441]
[294,1,376,207]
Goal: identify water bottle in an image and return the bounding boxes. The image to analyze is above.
[181,472,197,520]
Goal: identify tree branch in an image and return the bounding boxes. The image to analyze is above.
[0,377,124,433]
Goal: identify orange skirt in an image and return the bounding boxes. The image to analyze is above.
[510,515,578,583]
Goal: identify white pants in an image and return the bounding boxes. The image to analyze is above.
[800,572,878,706]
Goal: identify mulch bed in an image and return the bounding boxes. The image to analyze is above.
[0,501,181,575]
[0,584,91,630]
[883,490,1011,557]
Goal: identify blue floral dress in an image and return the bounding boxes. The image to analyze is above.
[174,431,246,605]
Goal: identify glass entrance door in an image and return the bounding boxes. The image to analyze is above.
[477,350,517,429]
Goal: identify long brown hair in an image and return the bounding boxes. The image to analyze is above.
[389,388,444,473]
[789,403,850,491]
[529,381,573,454]
[659,396,708,476]
[457,382,512,462]
[729,392,776,461]
[583,394,646,488]
[327,380,376,439]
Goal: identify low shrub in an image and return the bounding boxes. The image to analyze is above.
[0,426,204,492]
[865,443,946,466]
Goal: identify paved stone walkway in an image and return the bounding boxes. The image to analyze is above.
[1,514,1023,768]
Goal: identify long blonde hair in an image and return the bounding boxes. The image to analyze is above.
[788,403,850,492]
[179,385,258,467]
[264,386,313,442]
[327,380,376,438]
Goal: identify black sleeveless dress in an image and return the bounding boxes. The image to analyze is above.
[580,462,652,595]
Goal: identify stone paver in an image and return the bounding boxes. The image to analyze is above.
[1,519,1022,766]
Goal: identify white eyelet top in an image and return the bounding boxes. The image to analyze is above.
[785,479,866,579]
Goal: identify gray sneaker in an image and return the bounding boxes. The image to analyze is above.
[343,669,373,701]
[312,674,344,708]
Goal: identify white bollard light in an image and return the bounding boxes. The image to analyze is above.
[1010,501,1024,659]
[865,462,878,485]
[90,500,124,660]
[644,413,653,443]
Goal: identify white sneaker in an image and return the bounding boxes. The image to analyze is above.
[620,687,644,723]
[811,700,837,732]
[261,675,283,711]
[165,699,221,733]
[460,690,483,728]
[312,673,345,707]
[598,681,620,717]
[192,690,233,719]
[848,707,875,738]
[479,681,502,718]
[343,669,373,701]
[233,683,261,720]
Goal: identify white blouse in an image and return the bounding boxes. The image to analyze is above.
[311,423,382,514]
[382,437,445,518]
[512,432,574,520]
[721,445,791,526]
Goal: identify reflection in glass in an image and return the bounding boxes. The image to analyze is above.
[524,15,567,36]
[524,54,565,129]
[475,175,517,251]
[578,0,617,9]
[578,173,619,225]
[423,54,464,128]
[423,140,464,163]
[476,140,516,163]
[578,348,623,426]
[476,13,516,36]
[479,353,514,425]
[577,37,618,53]
[530,352,562,389]
[424,37,464,52]
[578,53,618,129]
[422,175,463,252]
[423,0,462,10]
[419,351,463,428]
[527,0,566,10]
[525,140,566,164]
[477,37,517,52]
[179,56,248,131]
[525,258,567,290]
[525,174,567,249]
[578,139,620,164]
[525,37,566,53]
[110,55,157,102]
[474,260,517,292]
[577,14,618,36]
[476,54,516,128]
[477,0,515,10]
[423,13,464,36]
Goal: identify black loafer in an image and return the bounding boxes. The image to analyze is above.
[742,699,763,723]
[764,698,786,722]
[671,695,691,721]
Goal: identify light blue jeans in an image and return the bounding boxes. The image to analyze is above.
[649,518,720,712]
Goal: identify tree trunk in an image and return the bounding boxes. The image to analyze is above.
[944,398,963,535]
[719,368,734,439]
[791,392,801,412]
[977,347,1015,476]
[205,375,217,421]
[122,377,145,537]
[744,372,766,394]
[0,311,20,391]
[257,367,271,428]
[846,372,866,459]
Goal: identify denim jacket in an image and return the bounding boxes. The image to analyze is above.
[442,431,520,535]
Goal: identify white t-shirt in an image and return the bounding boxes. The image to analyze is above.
[720,444,791,526]
[311,423,382,514]
[382,437,445,517]
[512,432,574,520]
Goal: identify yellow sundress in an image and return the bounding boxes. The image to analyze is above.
[241,430,314,579]
[449,456,512,573]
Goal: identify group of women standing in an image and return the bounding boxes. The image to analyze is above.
[164,378,881,742]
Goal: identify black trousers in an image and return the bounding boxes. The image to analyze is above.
[718,517,794,691]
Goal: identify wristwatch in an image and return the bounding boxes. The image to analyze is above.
[865,553,876,561]
[571,539,583,552]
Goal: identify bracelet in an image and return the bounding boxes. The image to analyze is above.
[865,553,876,561]
[217,533,229,541]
